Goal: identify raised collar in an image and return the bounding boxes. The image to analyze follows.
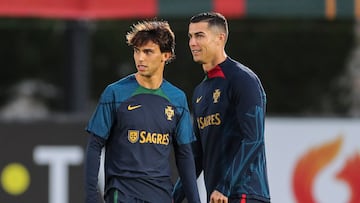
[207,64,225,79]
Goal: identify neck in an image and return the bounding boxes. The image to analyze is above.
[135,73,163,89]
[202,51,227,72]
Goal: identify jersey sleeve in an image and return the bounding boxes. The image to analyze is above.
[173,142,201,203]
[174,94,196,145]
[173,94,203,203]
[85,134,106,203]
[86,85,117,139]
[216,74,267,196]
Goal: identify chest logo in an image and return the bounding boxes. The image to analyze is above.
[128,130,139,143]
[165,106,174,121]
[213,89,221,103]
[128,104,142,111]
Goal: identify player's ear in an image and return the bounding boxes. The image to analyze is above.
[219,32,226,41]
[162,52,171,63]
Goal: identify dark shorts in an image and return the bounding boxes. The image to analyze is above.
[105,189,149,203]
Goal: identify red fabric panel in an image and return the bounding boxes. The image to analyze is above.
[85,0,157,19]
[207,65,225,79]
[240,194,247,203]
[213,0,245,18]
[0,0,157,19]
[0,0,82,18]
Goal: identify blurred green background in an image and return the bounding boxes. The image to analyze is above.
[0,18,355,116]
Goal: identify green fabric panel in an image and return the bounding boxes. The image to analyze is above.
[247,0,326,18]
[158,0,212,17]
[132,86,170,101]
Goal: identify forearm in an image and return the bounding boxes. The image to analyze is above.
[85,134,105,203]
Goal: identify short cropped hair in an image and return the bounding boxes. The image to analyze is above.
[190,12,228,40]
[126,20,175,63]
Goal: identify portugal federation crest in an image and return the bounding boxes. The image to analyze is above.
[213,89,221,103]
[165,106,174,121]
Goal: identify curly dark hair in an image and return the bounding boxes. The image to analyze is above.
[126,20,176,63]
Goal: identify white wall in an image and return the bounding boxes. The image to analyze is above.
[197,118,360,203]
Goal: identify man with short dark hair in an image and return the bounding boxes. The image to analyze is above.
[173,12,271,203]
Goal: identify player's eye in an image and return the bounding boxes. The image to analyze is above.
[144,49,153,54]
[195,34,204,39]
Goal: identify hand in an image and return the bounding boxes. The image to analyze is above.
[209,190,228,203]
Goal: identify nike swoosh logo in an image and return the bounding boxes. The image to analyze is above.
[127,105,142,111]
[196,96,202,103]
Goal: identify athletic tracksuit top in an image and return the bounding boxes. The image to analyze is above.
[174,57,270,202]
[85,74,200,203]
